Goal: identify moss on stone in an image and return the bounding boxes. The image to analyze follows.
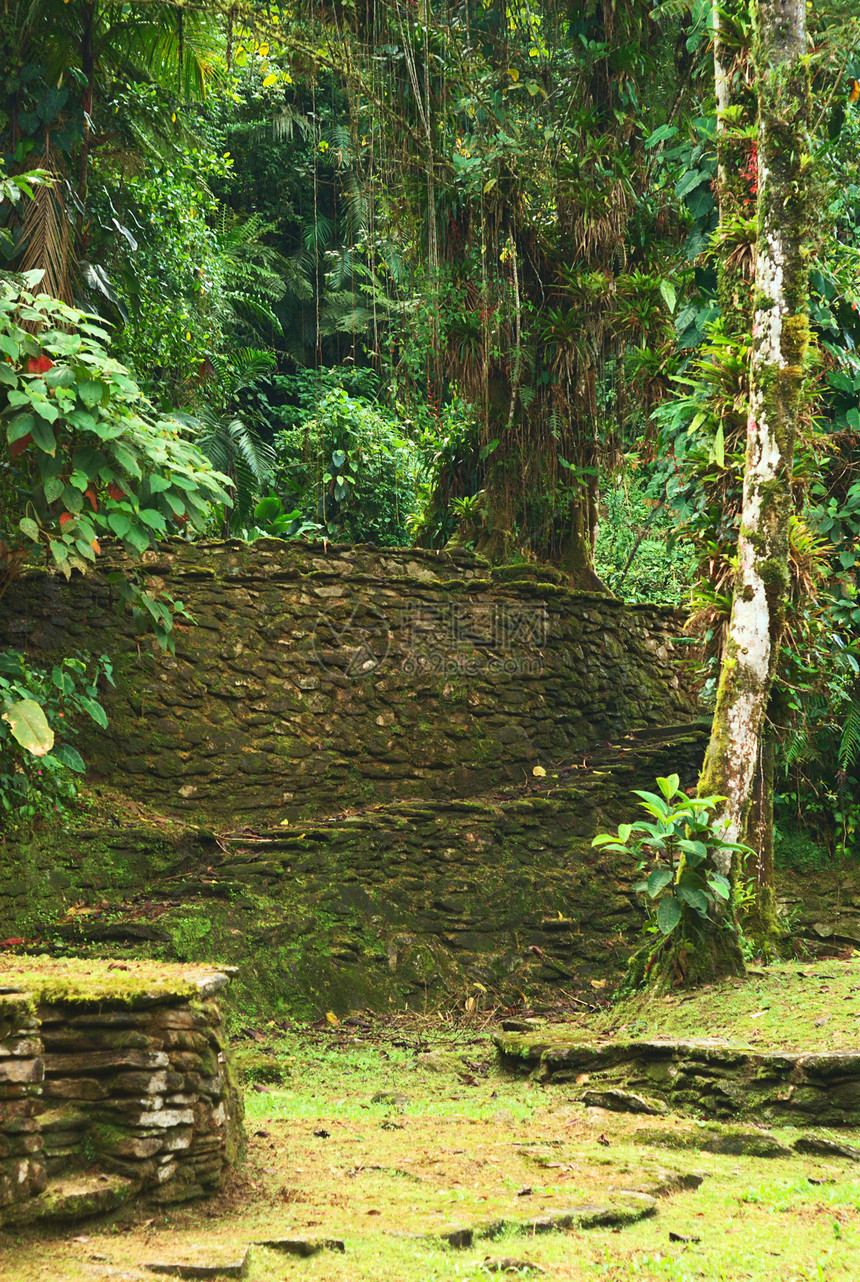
[0,955,221,1006]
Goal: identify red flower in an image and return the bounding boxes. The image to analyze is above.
[27,354,54,375]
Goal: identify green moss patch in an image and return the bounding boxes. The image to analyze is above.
[0,954,229,1006]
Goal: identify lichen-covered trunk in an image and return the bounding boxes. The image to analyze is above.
[712,0,781,950]
[699,0,810,895]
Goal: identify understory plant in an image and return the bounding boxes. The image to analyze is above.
[271,384,421,545]
[0,649,113,827]
[593,774,753,986]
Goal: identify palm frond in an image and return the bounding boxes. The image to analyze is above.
[16,155,72,303]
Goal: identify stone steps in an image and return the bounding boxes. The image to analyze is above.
[10,723,723,1016]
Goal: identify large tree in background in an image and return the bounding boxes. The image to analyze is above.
[696,0,811,974]
[304,0,687,586]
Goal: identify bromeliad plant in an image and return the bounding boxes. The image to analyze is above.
[592,774,752,942]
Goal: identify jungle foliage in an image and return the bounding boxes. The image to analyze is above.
[1,0,860,885]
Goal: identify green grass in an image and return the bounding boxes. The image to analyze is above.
[563,956,860,1053]
[6,1010,860,1279]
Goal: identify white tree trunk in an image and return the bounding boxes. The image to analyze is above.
[699,0,810,875]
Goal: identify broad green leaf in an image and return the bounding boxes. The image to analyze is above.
[712,422,725,469]
[7,414,35,443]
[656,895,683,935]
[677,886,708,914]
[36,399,59,424]
[646,867,674,897]
[78,379,104,407]
[139,508,167,531]
[74,538,97,562]
[30,417,57,455]
[43,475,64,504]
[124,525,151,554]
[53,742,86,773]
[659,280,676,313]
[52,666,73,694]
[68,409,97,431]
[79,696,108,728]
[18,516,40,542]
[107,512,132,538]
[708,874,731,900]
[656,774,680,801]
[1,698,54,756]
[110,442,142,477]
[161,491,186,516]
[675,167,709,200]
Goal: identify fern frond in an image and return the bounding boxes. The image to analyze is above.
[840,699,860,770]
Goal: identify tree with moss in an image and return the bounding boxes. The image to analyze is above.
[696,0,811,975]
[600,0,812,987]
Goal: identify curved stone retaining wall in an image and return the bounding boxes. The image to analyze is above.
[3,540,697,827]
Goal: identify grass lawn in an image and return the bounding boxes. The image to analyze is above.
[5,958,860,1279]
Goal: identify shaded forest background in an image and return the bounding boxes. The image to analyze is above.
[2,0,860,890]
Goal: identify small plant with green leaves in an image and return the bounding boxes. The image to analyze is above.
[592,774,752,944]
[0,648,113,825]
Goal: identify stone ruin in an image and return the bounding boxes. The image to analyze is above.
[0,960,243,1225]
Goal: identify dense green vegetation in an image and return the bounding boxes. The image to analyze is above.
[2,0,860,977]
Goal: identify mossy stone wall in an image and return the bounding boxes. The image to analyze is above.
[1,730,710,1018]
[3,540,697,828]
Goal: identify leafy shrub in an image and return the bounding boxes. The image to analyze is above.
[0,650,112,825]
[594,474,693,606]
[1,271,232,648]
[592,774,749,943]
[267,374,421,545]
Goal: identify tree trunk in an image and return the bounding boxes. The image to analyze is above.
[713,0,756,337]
[698,0,810,938]
[79,0,96,202]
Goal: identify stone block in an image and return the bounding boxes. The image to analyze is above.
[44,1050,170,1074]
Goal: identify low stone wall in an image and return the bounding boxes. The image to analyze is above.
[3,540,697,827]
[0,993,45,1210]
[0,961,243,1224]
[496,1033,860,1127]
